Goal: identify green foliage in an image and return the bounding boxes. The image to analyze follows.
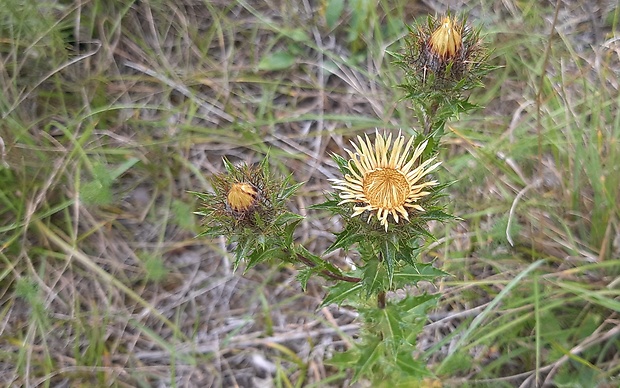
[324,0,345,29]
[257,25,309,71]
[321,278,364,307]
[80,157,140,206]
[15,277,50,337]
[347,0,372,49]
[143,255,169,283]
[171,199,196,231]
[328,293,439,383]
[80,163,114,205]
[258,50,297,71]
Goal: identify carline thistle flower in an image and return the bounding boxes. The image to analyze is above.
[399,14,487,91]
[227,183,258,212]
[429,16,462,60]
[193,156,304,271]
[330,131,441,231]
[194,158,285,235]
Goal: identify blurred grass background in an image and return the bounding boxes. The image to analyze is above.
[0,0,619,386]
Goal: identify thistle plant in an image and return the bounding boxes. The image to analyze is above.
[193,157,304,270]
[393,14,492,138]
[194,13,491,385]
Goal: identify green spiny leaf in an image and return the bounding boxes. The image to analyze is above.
[309,197,340,211]
[381,306,404,352]
[383,239,396,288]
[234,242,253,272]
[279,180,304,200]
[393,263,449,287]
[326,346,359,367]
[296,268,313,291]
[245,246,282,271]
[222,157,236,175]
[394,243,421,266]
[398,293,440,318]
[331,152,350,172]
[395,346,433,378]
[296,245,348,279]
[362,260,387,298]
[353,337,383,382]
[195,224,226,238]
[282,214,304,247]
[321,280,364,307]
[326,223,364,254]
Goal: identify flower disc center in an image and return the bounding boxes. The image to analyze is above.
[363,169,409,210]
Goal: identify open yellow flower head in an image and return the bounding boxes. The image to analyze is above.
[429,16,462,59]
[331,131,441,231]
[227,183,258,212]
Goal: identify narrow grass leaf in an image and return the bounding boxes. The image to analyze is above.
[554,281,620,312]
[447,259,545,355]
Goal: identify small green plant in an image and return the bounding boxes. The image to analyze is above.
[194,13,492,384]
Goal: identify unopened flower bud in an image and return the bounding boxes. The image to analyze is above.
[429,16,462,60]
[397,13,488,96]
[227,183,258,212]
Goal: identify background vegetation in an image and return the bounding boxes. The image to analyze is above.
[1,0,618,386]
